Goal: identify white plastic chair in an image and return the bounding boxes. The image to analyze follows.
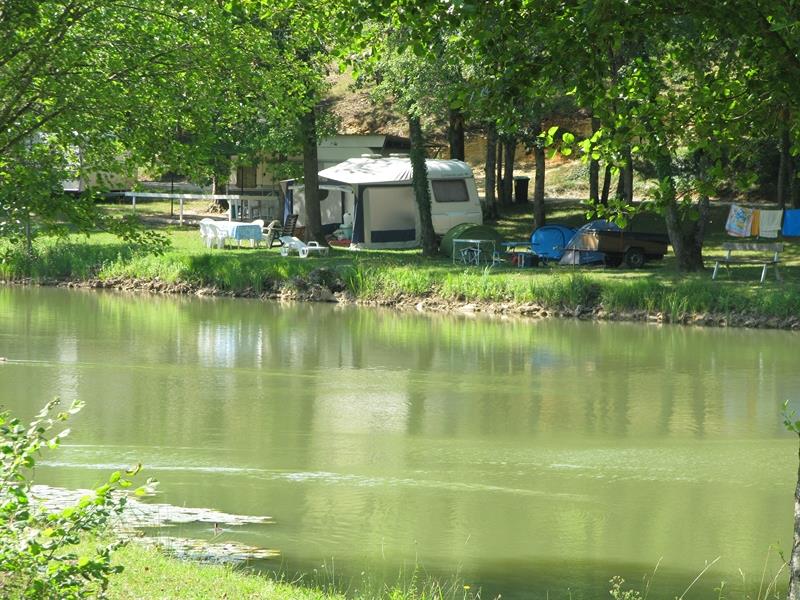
[199,218,216,248]
[207,222,228,249]
[279,236,306,257]
[279,236,329,258]
[250,219,265,247]
[299,241,329,258]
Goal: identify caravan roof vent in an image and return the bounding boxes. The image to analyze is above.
[389,153,409,158]
[360,153,382,159]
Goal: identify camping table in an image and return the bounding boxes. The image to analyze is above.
[215,221,263,248]
[453,239,497,265]
[501,241,536,268]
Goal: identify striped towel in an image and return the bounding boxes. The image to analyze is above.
[759,210,783,238]
[725,204,754,237]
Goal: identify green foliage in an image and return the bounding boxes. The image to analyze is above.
[782,402,800,436]
[0,399,152,599]
[608,576,643,600]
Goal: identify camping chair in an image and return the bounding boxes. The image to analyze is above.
[199,218,215,248]
[251,219,265,247]
[199,218,227,249]
[279,236,329,258]
[268,214,299,248]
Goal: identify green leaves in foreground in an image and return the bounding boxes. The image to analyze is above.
[0,398,153,599]
[782,401,800,435]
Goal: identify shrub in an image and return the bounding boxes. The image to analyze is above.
[0,399,150,599]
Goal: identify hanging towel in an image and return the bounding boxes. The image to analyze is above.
[759,209,783,238]
[782,209,800,237]
[725,204,754,237]
[751,209,760,236]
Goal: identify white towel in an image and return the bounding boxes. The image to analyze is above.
[759,209,783,238]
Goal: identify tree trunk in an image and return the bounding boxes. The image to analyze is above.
[503,137,516,205]
[496,143,504,203]
[448,108,465,161]
[589,117,600,203]
[615,147,634,203]
[210,155,230,209]
[791,155,800,209]
[779,120,790,210]
[623,146,634,203]
[533,143,546,229]
[600,164,612,205]
[658,154,706,271]
[24,216,32,255]
[300,107,326,245]
[615,171,625,200]
[408,114,437,257]
[788,435,800,600]
[485,124,497,219]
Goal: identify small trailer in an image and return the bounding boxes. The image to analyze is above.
[569,230,670,268]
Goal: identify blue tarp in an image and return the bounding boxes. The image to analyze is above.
[531,225,576,261]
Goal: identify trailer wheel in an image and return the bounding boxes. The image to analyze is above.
[624,247,646,268]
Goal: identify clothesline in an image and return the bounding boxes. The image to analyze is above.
[725,204,800,238]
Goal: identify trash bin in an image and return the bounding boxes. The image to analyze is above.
[514,176,530,204]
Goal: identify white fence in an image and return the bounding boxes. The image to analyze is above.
[113,192,281,225]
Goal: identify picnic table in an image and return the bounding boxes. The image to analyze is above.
[215,221,263,248]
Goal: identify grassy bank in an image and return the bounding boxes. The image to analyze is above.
[2,203,800,326]
[106,542,475,600]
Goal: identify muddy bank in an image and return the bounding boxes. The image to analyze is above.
[5,271,800,331]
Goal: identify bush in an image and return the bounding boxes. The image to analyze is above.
[0,399,150,599]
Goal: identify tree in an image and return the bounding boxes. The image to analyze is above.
[353,24,462,256]
[550,1,765,270]
[0,0,199,249]
[0,1,321,248]
[428,0,565,229]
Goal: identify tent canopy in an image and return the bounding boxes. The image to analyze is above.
[319,157,474,186]
[559,220,621,265]
[531,225,576,261]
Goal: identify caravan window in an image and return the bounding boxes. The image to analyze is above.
[432,179,469,203]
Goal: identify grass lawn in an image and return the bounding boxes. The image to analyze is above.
[107,544,344,600]
[106,542,474,600]
[3,199,799,321]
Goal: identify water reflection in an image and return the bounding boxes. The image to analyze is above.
[0,286,797,599]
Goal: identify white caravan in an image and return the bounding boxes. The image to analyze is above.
[283,156,483,249]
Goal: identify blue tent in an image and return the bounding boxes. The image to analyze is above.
[531,225,576,261]
[559,220,621,265]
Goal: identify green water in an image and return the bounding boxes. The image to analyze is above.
[0,286,797,599]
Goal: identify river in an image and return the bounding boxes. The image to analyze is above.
[0,286,797,599]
